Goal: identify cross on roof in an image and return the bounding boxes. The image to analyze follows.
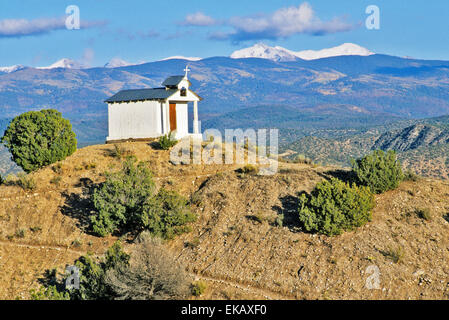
[184,65,191,78]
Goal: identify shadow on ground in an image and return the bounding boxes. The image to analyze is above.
[272,193,308,233]
[149,141,163,150]
[317,169,358,185]
[60,177,97,235]
[443,213,449,224]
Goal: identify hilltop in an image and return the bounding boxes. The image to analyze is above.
[0,142,448,299]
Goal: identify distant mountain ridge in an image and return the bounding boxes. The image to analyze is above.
[1,56,202,72]
[0,43,373,71]
[1,52,449,143]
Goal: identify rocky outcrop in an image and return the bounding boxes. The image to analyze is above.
[373,124,449,152]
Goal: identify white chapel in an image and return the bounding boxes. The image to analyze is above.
[105,67,202,143]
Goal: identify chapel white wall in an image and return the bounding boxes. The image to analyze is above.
[107,100,162,141]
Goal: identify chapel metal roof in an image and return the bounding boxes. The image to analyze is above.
[161,75,185,87]
[105,88,177,103]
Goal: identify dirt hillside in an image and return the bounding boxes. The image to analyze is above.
[0,142,448,300]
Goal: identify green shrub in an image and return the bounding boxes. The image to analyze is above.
[416,208,432,221]
[71,239,82,248]
[30,285,70,300]
[381,246,404,264]
[30,226,42,233]
[191,280,207,297]
[91,157,195,238]
[112,144,124,158]
[15,228,26,238]
[248,211,271,224]
[351,150,404,194]
[52,163,63,174]
[275,214,284,227]
[28,242,128,300]
[190,191,203,207]
[91,157,156,236]
[142,189,197,240]
[17,173,37,191]
[50,175,62,186]
[236,164,259,177]
[290,154,313,165]
[71,241,130,300]
[242,164,259,174]
[1,109,77,173]
[84,162,97,170]
[158,132,178,150]
[403,169,419,182]
[111,144,134,159]
[184,237,200,249]
[298,178,375,236]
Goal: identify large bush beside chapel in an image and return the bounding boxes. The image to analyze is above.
[351,149,404,194]
[1,109,77,173]
[298,178,375,236]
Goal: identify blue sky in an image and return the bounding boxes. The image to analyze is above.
[0,0,448,67]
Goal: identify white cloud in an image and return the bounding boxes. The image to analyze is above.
[228,3,354,40]
[182,12,217,26]
[201,2,356,42]
[0,17,106,38]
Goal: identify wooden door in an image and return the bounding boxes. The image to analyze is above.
[169,103,177,131]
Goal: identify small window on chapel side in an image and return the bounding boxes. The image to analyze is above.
[181,87,187,97]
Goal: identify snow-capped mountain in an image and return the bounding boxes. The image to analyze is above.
[231,43,374,61]
[160,56,202,62]
[231,43,298,62]
[37,58,85,70]
[0,65,25,73]
[104,58,133,68]
[295,43,374,60]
